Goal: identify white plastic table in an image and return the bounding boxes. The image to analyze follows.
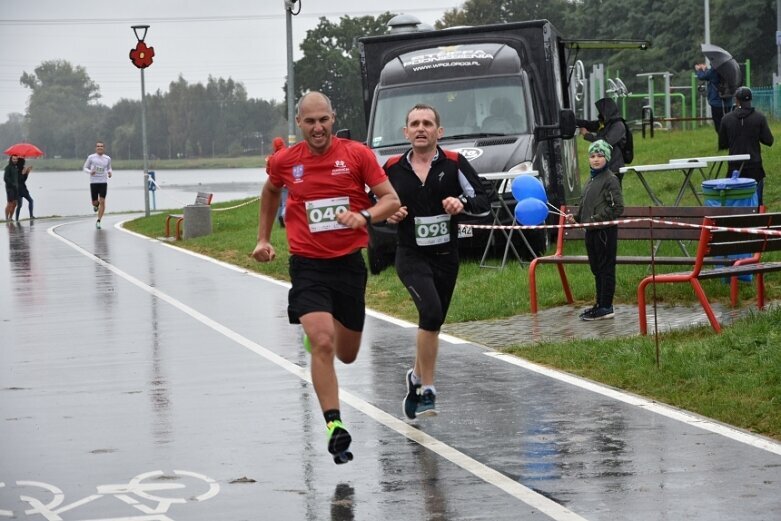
[477,171,539,268]
[619,161,708,207]
[668,154,751,181]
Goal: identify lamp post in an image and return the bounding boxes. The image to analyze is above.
[130,25,155,217]
[284,0,299,146]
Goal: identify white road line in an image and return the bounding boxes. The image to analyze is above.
[52,222,586,521]
[115,219,781,454]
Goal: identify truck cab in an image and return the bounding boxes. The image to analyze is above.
[357,19,645,271]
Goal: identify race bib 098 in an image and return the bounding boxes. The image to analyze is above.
[414,214,451,246]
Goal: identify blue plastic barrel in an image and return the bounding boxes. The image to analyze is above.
[702,171,757,207]
[702,170,757,281]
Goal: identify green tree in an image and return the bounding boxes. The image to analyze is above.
[436,0,574,32]
[20,60,104,158]
[294,13,396,141]
[712,0,777,86]
[0,113,27,152]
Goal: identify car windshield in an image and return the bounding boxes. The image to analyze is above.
[368,76,529,148]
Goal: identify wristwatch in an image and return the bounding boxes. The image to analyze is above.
[359,209,372,226]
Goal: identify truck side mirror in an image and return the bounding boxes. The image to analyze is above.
[559,109,576,139]
[533,109,577,142]
[335,128,352,139]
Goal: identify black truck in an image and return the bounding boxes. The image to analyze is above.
[357,19,647,271]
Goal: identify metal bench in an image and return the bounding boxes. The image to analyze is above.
[528,205,762,313]
[638,211,781,334]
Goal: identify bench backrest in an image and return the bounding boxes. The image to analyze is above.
[195,192,213,205]
[560,205,760,241]
[702,212,781,257]
[552,205,762,256]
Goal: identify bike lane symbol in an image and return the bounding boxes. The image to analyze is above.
[0,470,219,520]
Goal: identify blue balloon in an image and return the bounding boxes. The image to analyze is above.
[510,175,547,203]
[514,197,549,225]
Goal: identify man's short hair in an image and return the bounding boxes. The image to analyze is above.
[406,104,441,127]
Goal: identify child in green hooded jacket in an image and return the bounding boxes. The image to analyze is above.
[566,140,624,321]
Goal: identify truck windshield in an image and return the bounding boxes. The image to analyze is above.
[369,76,529,148]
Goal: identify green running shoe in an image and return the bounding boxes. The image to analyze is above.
[303,334,311,353]
[326,420,353,464]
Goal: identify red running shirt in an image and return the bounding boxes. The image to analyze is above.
[267,137,387,258]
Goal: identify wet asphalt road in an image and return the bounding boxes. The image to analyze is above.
[1,216,780,521]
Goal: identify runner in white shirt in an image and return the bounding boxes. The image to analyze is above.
[82,141,112,229]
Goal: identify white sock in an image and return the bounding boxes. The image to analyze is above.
[422,385,436,395]
[410,371,421,386]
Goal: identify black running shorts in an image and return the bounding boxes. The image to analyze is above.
[90,183,108,201]
[287,250,368,332]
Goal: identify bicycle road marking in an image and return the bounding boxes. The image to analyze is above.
[49,221,588,521]
[1,470,218,520]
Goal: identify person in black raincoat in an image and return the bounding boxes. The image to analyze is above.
[718,87,774,205]
[576,97,627,182]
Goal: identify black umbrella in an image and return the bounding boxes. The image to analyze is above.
[700,43,742,98]
[701,43,732,68]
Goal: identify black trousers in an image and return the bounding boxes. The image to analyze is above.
[585,226,618,308]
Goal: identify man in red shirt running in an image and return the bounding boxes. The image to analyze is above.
[252,91,400,464]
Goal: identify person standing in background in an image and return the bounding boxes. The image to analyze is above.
[267,136,287,227]
[15,160,34,221]
[695,62,734,133]
[576,97,627,182]
[82,141,112,229]
[719,87,774,205]
[566,140,624,321]
[4,155,20,222]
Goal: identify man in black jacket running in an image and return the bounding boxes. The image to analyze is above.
[383,103,490,419]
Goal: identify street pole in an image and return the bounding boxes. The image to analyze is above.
[141,67,150,217]
[286,1,296,146]
[777,0,781,82]
[130,24,154,217]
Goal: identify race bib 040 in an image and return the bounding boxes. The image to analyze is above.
[306,196,350,233]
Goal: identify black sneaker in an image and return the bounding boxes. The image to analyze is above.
[578,305,598,320]
[93,204,99,213]
[582,306,615,321]
[403,369,421,419]
[415,389,437,417]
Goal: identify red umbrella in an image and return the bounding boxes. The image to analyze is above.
[4,143,44,157]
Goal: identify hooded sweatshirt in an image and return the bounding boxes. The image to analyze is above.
[576,97,627,173]
[718,104,774,181]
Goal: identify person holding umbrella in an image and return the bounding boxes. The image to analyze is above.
[694,62,734,133]
[4,155,20,222]
[14,161,34,221]
[695,44,742,134]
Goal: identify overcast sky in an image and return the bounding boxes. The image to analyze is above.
[0,0,458,123]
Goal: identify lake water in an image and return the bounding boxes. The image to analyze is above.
[16,168,267,218]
